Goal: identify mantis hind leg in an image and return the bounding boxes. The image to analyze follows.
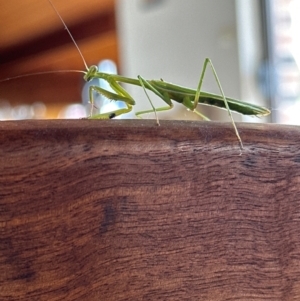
[194,58,243,150]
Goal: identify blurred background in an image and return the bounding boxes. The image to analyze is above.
[0,0,299,124]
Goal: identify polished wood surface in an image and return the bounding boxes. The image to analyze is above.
[1,120,300,300]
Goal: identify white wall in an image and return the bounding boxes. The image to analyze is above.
[236,0,269,122]
[116,0,267,122]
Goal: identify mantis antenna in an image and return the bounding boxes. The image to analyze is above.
[47,0,89,71]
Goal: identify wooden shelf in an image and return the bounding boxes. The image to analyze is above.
[0,0,117,107]
[1,120,300,300]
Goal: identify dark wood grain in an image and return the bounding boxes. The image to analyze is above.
[1,119,300,300]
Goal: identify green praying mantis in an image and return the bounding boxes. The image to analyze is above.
[2,0,271,150]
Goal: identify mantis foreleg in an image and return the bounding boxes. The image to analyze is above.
[88,75,136,119]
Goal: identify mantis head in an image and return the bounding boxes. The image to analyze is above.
[84,65,98,82]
